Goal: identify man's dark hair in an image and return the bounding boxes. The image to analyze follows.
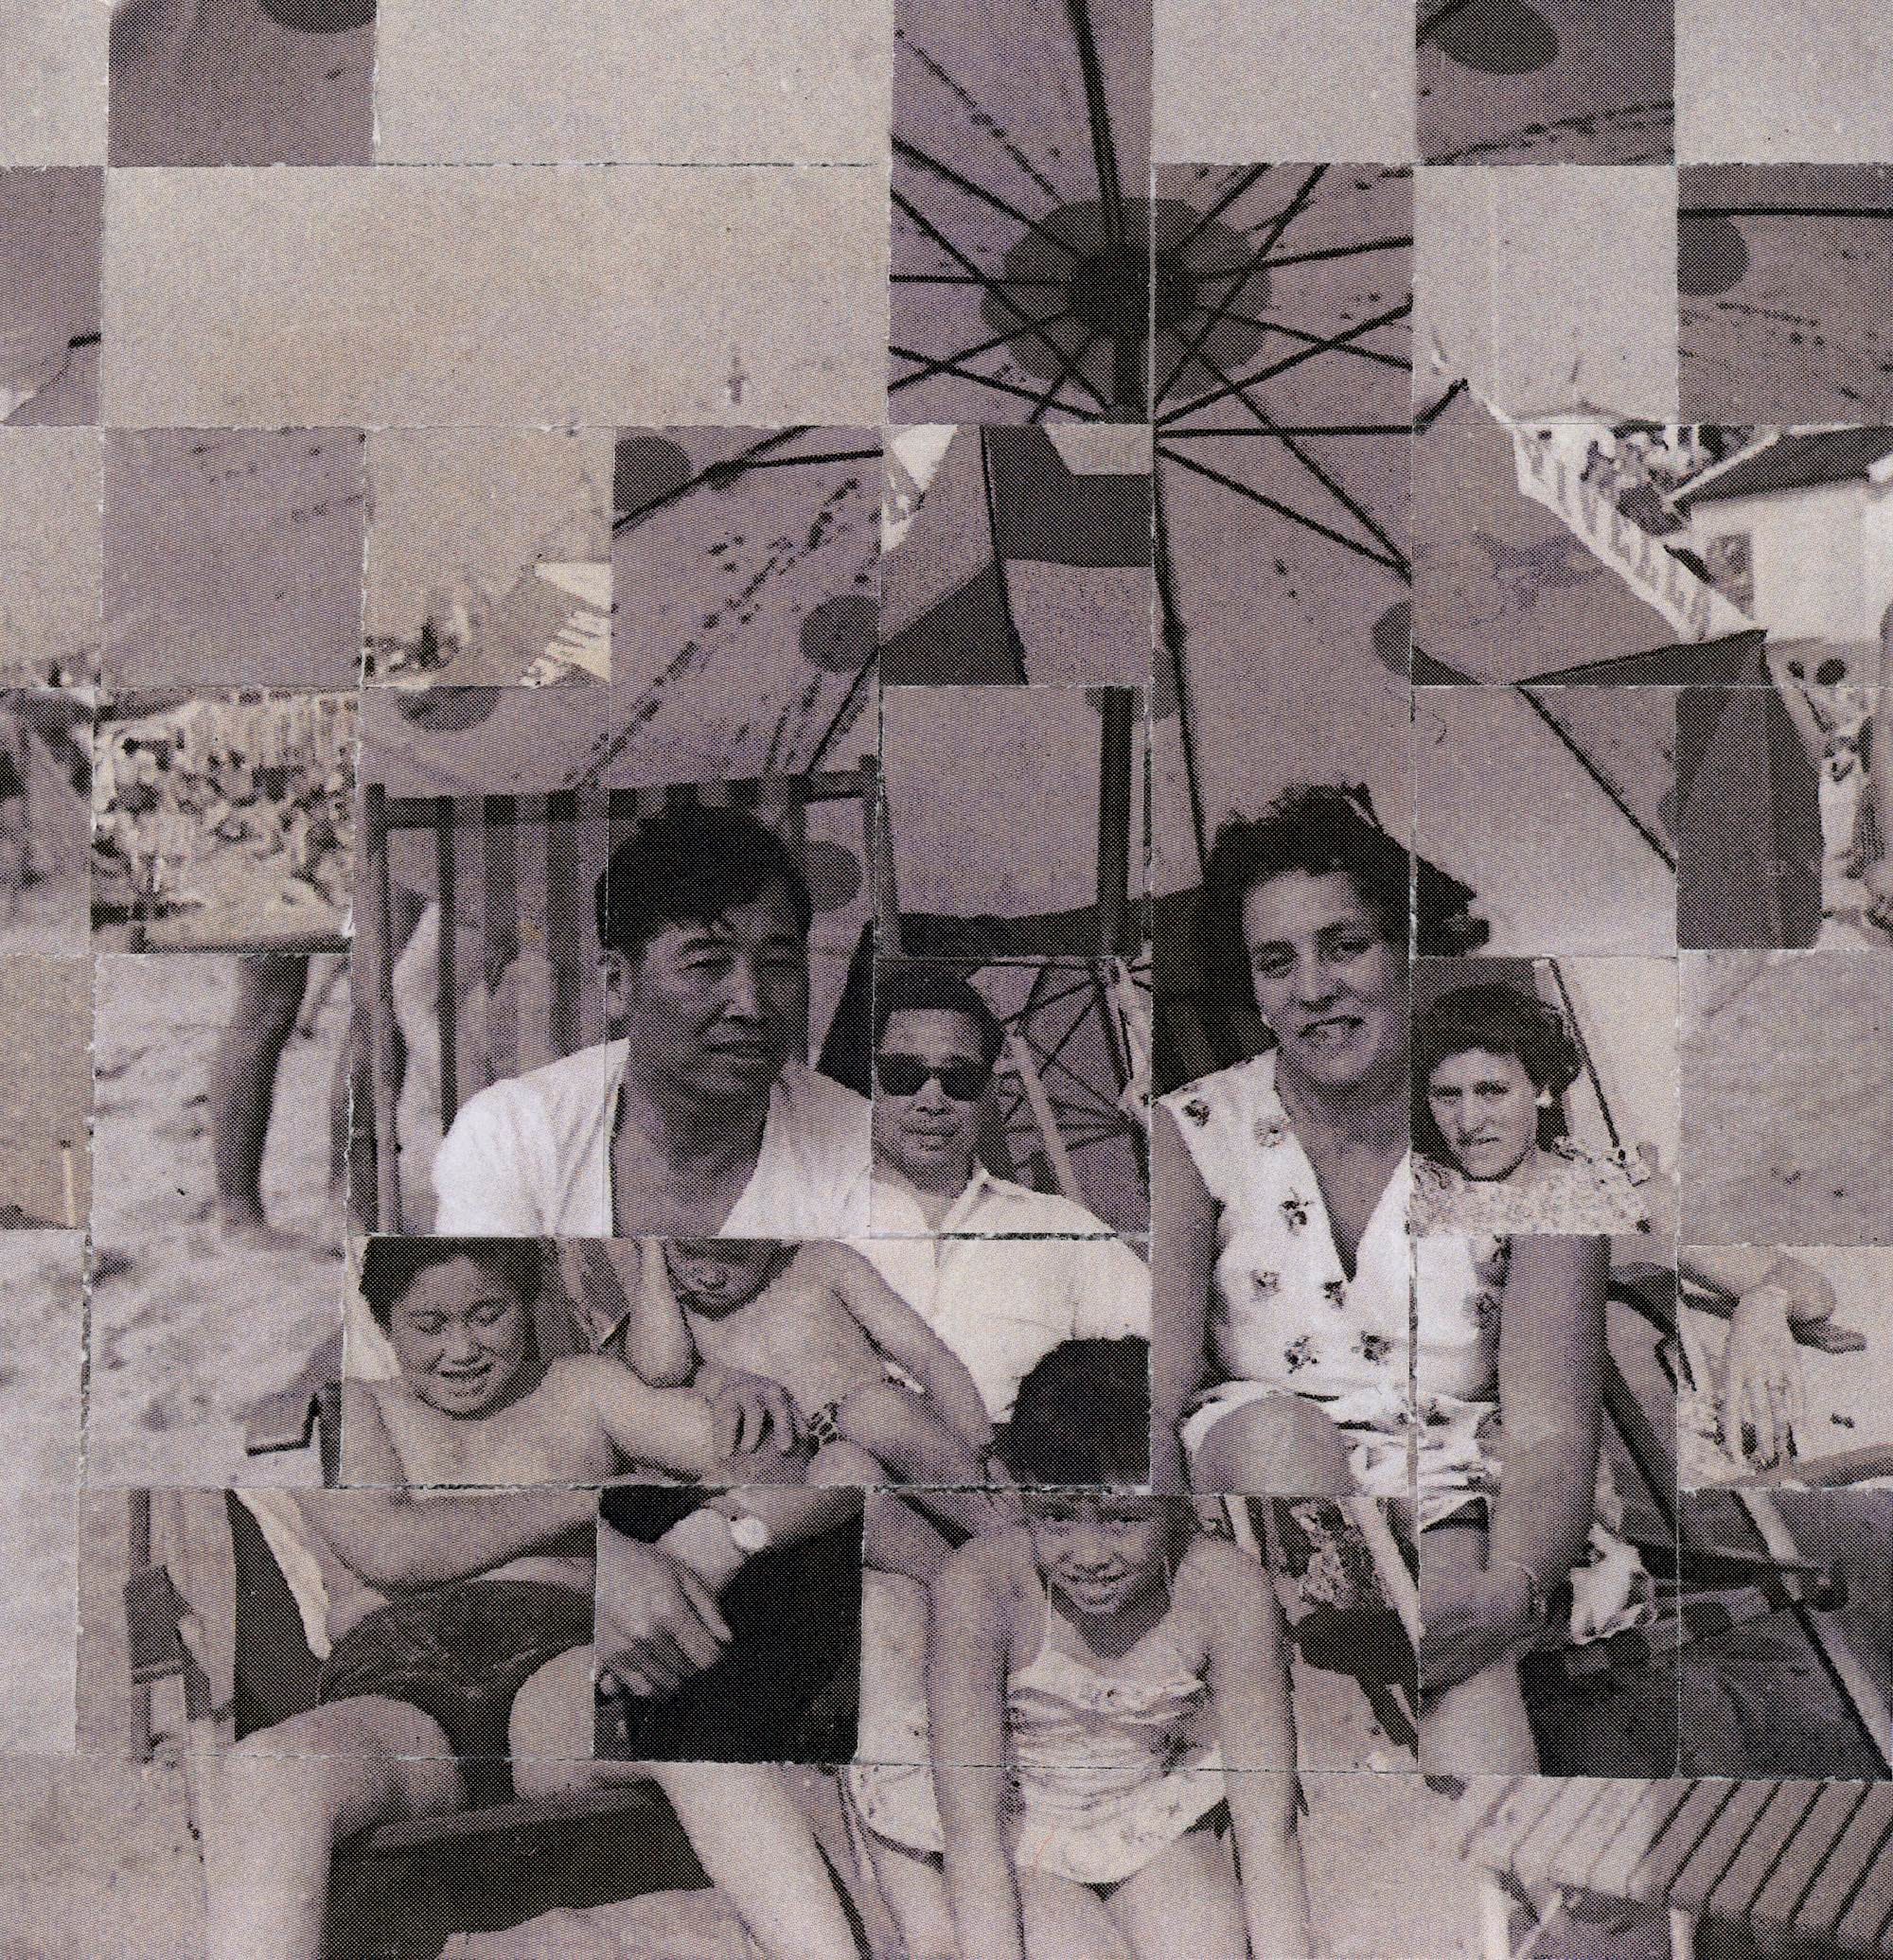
[1194,784,1410,1015]
[359,1237,549,1330]
[871,962,1005,1071]
[594,804,814,961]
[999,1337,1150,1487]
[1411,981,1582,1157]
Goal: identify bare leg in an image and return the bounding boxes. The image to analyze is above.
[808,1438,956,1583]
[1018,1870,1137,1960]
[1419,1527,1537,1775]
[1108,1828,1247,1960]
[207,951,309,1243]
[858,1838,958,1960]
[508,1650,858,1960]
[833,1381,1013,1543]
[1190,1394,1355,1498]
[198,1699,463,1960]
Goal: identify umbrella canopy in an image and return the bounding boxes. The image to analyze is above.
[1418,0,1673,165]
[1412,384,1760,683]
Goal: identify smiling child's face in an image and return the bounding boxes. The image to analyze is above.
[1021,1492,1173,1620]
[387,1255,532,1419]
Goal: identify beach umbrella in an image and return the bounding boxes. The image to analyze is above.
[1679,165,1893,423]
[1417,0,1673,165]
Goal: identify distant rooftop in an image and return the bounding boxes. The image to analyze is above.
[1677,429,1893,506]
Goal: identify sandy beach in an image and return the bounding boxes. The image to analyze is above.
[87,954,346,1489]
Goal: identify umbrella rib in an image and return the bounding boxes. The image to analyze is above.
[1154,165,1327,409]
[610,427,812,532]
[1151,469,1212,876]
[892,185,1112,413]
[1168,166,1272,259]
[892,274,1069,287]
[1213,311,1410,371]
[891,307,1086,398]
[891,345,1106,417]
[1027,324,1106,425]
[1156,298,1413,429]
[1260,234,1414,271]
[1185,348,1411,578]
[894,137,1085,259]
[1063,0,1127,250]
[1159,444,1406,575]
[1152,168,1332,409]
[1164,424,1413,436]
[978,431,1035,683]
[1516,688,1678,872]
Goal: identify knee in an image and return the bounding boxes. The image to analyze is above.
[832,1378,914,1453]
[808,1438,882,1488]
[1193,1394,1353,1497]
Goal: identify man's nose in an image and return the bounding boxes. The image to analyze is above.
[442,1323,482,1362]
[1292,953,1337,1005]
[719,956,764,1019]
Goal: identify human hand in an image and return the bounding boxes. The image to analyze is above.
[1418,1560,1538,1692]
[1865,858,1893,934]
[594,1535,732,1700]
[707,1369,802,1459]
[1721,1285,1807,1470]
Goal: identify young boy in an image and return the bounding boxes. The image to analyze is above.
[200,1236,860,1960]
[632,1238,1017,1567]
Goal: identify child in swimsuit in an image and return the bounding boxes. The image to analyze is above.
[200,1237,860,1960]
[630,1237,1012,1573]
[849,1338,1313,1960]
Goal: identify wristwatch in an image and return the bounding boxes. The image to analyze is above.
[709,1501,772,1558]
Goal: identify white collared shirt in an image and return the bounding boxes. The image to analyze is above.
[859,1167,1150,1418]
[431,1041,871,1239]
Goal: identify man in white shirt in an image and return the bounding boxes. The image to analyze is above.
[860,963,1148,1418]
[433,805,869,1237]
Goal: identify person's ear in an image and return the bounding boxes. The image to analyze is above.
[600,947,633,1021]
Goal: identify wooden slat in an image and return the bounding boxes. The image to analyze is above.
[1508,1779,1619,1893]
[543,789,584,1062]
[575,786,610,1051]
[361,780,401,1234]
[1460,1775,1568,1867]
[1669,1780,1790,1915]
[482,795,518,1087]
[377,768,876,834]
[1750,1781,1870,1938]
[434,800,458,1131]
[1705,1779,1828,1925]
[1544,1779,1665,1897]
[1796,1785,1893,1941]
[1619,1779,1741,1907]
[1583,1781,1697,1902]
[1831,1796,1893,1956]
[512,793,555,1075]
[458,796,488,1107]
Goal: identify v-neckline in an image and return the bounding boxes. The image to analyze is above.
[1266,1062,1406,1282]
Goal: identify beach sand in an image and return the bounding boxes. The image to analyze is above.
[87,953,345,1488]
[1682,951,1893,1245]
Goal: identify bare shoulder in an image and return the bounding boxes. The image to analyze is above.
[790,1238,873,1289]
[1177,1532,1272,1618]
[931,1527,1033,1632]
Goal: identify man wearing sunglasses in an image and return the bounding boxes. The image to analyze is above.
[861,964,1148,1421]
[433,804,869,1238]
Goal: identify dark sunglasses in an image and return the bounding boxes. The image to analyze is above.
[874,1053,992,1102]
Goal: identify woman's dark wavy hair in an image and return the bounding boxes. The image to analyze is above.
[1194,785,1411,1015]
[359,1236,549,1330]
[1411,981,1582,1157]
[999,1336,1150,1487]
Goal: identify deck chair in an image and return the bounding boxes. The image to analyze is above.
[356,766,890,1234]
[1460,1775,1893,1960]
[124,1489,890,1959]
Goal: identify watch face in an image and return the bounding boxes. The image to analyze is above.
[729,1513,771,1554]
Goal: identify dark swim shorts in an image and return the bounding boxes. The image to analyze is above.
[317,1579,593,1806]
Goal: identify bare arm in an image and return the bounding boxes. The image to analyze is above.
[815,1244,994,1451]
[928,1543,1025,1960]
[620,1253,700,1388]
[1489,1235,1608,1590]
[1200,1542,1313,1955]
[310,1390,593,1590]
[1151,1105,1217,1493]
[563,1356,721,1480]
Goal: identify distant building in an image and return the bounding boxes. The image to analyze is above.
[1674,429,1893,659]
